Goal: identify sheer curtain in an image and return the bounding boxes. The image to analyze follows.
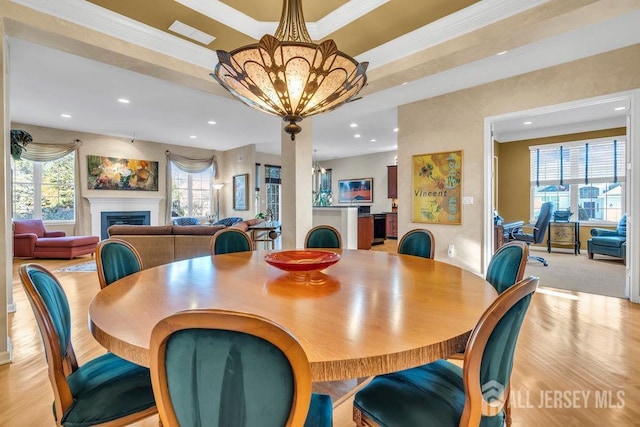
[21,140,85,235]
[165,151,219,224]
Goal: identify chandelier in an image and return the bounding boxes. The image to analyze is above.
[211,0,368,141]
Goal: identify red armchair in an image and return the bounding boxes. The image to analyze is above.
[13,219,99,259]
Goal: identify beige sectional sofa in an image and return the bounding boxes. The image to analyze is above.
[107,220,259,268]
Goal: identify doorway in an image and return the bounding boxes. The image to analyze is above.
[484,90,639,302]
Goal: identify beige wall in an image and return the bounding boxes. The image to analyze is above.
[12,123,222,232]
[399,44,640,273]
[321,151,398,213]
[221,144,256,219]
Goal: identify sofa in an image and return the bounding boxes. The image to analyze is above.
[13,219,99,259]
[107,219,261,268]
[587,214,627,263]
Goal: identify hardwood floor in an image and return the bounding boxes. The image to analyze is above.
[3,244,640,426]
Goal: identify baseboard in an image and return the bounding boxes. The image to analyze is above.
[0,337,13,365]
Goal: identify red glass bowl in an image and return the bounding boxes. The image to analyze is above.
[264,250,341,273]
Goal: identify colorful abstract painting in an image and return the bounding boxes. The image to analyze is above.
[87,155,158,191]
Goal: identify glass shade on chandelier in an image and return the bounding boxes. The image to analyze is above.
[211,0,368,141]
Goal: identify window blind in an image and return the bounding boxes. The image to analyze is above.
[530,137,625,186]
[265,164,281,184]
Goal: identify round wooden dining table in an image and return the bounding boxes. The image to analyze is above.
[89,249,497,382]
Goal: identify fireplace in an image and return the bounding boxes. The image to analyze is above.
[101,211,150,239]
[87,197,163,239]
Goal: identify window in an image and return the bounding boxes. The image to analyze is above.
[170,163,213,217]
[264,164,281,221]
[530,137,625,222]
[12,153,76,221]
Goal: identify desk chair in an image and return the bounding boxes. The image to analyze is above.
[19,263,157,426]
[304,225,342,249]
[510,202,554,266]
[210,228,253,255]
[96,238,143,289]
[397,228,435,259]
[353,276,539,427]
[149,309,332,427]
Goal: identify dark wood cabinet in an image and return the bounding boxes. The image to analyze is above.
[387,165,397,199]
[385,213,398,239]
[358,215,374,250]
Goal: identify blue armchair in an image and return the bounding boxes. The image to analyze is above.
[588,214,626,263]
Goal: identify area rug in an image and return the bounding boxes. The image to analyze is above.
[55,261,97,272]
[526,247,626,299]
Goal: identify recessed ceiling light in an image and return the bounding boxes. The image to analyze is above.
[523,121,533,125]
[207,120,217,125]
[60,114,71,118]
[169,20,215,45]
[118,98,130,104]
[370,139,376,142]
[350,123,358,128]
[190,135,197,139]
[614,106,626,111]
[354,134,361,138]
[401,82,408,86]
[393,128,399,132]
[497,50,508,56]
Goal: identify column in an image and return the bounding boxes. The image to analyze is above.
[280,120,313,249]
[0,21,12,364]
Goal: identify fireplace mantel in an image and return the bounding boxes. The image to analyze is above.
[86,197,163,238]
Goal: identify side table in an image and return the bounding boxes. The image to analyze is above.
[248,221,281,250]
[547,221,580,255]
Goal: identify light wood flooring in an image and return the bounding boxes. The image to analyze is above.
[3,242,640,426]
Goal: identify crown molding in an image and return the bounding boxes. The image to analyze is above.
[358,0,549,70]
[11,0,218,70]
[176,0,389,40]
[12,0,547,73]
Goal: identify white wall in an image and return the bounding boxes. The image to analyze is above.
[321,151,397,214]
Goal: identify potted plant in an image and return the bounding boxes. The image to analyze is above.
[10,129,33,160]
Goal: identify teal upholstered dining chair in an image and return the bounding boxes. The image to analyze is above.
[96,237,143,289]
[149,309,333,427]
[304,225,342,249]
[486,241,529,295]
[19,263,157,426]
[450,240,529,427]
[397,228,435,259]
[210,228,253,255]
[353,276,539,427]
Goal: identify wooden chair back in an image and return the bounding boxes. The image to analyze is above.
[304,225,342,249]
[209,228,253,255]
[461,276,539,425]
[398,228,436,259]
[95,238,143,289]
[150,309,313,426]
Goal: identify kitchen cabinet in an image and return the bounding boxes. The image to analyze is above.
[387,165,397,199]
[358,215,373,250]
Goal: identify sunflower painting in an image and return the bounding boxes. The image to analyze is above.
[412,151,462,224]
[87,155,158,191]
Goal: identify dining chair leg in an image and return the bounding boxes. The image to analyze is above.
[505,385,512,427]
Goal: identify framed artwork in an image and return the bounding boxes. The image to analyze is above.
[338,178,373,203]
[233,173,249,210]
[87,155,158,191]
[412,150,462,224]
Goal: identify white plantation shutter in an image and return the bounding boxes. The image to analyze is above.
[530,137,625,186]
